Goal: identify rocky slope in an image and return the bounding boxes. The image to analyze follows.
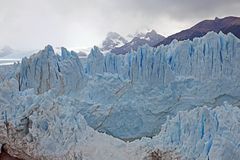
[156,16,240,46]
[112,30,165,54]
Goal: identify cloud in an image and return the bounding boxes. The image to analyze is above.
[0,0,239,50]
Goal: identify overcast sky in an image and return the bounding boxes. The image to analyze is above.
[0,0,240,50]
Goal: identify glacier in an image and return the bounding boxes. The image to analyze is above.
[19,46,85,94]
[0,84,239,159]
[0,31,240,159]
[144,102,240,160]
[76,31,240,140]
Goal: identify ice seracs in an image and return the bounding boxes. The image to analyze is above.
[79,32,240,139]
[87,31,240,83]
[19,45,85,94]
[0,31,240,159]
[144,103,240,160]
[16,32,240,140]
[0,83,239,159]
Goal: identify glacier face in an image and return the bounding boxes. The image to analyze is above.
[0,31,240,159]
[75,31,240,139]
[19,45,85,94]
[86,31,240,82]
[15,32,240,140]
[0,82,239,159]
[143,103,240,160]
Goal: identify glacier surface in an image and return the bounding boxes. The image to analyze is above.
[69,32,240,139]
[0,31,240,159]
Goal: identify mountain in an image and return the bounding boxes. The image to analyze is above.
[99,30,165,55]
[156,16,240,46]
[101,32,128,52]
[111,30,165,54]
[0,46,35,59]
[0,46,15,57]
[126,30,148,41]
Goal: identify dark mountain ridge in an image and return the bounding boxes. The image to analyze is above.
[156,16,240,46]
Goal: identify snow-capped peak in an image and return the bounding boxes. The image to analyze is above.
[111,29,165,54]
[101,32,128,52]
[126,28,153,40]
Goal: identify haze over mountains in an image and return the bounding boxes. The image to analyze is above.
[111,30,165,54]
[0,46,36,59]
[0,16,240,58]
[104,16,240,54]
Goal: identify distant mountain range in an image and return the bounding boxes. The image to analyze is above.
[102,16,240,55]
[1,16,239,57]
[155,16,240,46]
[0,46,15,57]
[111,30,165,55]
[0,46,35,59]
[0,46,88,59]
[100,30,165,55]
